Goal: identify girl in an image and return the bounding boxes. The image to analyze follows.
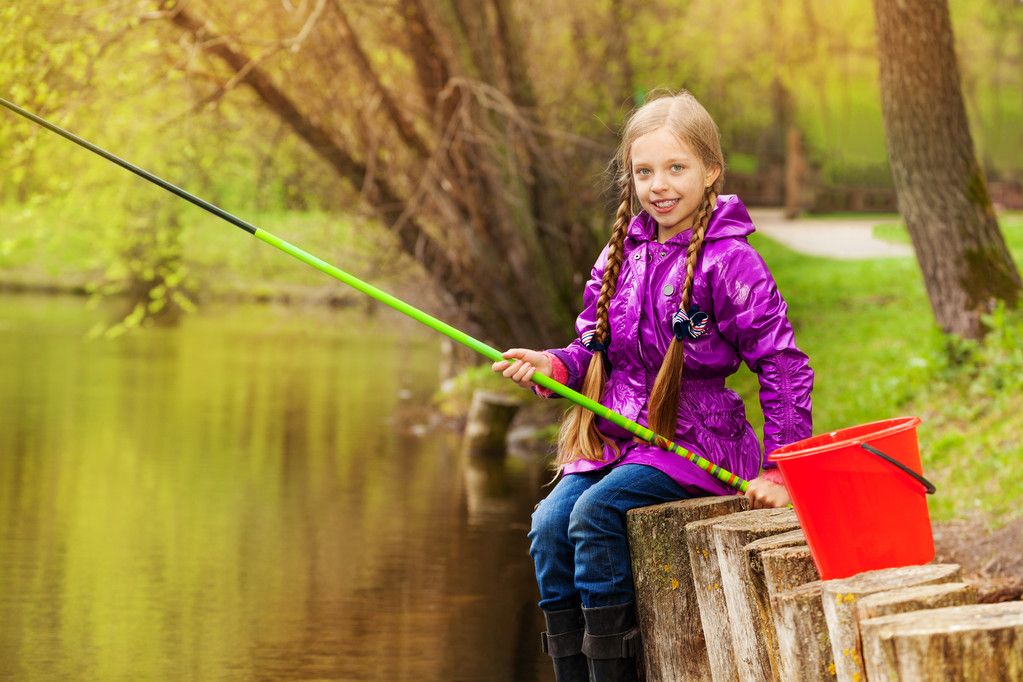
[492,92,813,682]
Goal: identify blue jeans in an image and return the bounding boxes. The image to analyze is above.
[529,464,693,611]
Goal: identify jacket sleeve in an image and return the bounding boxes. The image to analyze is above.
[541,244,610,395]
[711,240,813,464]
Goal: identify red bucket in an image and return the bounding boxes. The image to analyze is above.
[769,417,935,580]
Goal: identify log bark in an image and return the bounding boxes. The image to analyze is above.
[686,508,750,682]
[627,496,748,682]
[462,390,519,457]
[857,582,978,681]
[771,580,834,681]
[745,535,819,680]
[860,602,1023,681]
[872,0,1021,338]
[821,563,962,682]
[713,507,800,682]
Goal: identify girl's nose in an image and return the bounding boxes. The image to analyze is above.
[652,174,668,192]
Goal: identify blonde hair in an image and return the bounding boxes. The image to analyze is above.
[555,91,725,468]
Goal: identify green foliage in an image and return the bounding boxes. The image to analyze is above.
[85,198,196,339]
[433,364,527,418]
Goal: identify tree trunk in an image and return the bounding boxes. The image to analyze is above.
[163,0,600,348]
[626,496,748,682]
[712,508,801,682]
[872,0,1021,339]
[857,582,977,681]
[821,563,962,682]
[859,602,1023,681]
[770,580,834,681]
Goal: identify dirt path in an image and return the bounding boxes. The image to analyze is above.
[749,208,913,260]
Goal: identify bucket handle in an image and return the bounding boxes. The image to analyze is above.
[860,443,936,495]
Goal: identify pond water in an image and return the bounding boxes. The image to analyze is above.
[0,294,554,681]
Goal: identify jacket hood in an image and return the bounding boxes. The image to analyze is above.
[627,194,755,243]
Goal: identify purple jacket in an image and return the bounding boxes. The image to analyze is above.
[546,195,813,495]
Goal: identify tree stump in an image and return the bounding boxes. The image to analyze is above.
[821,563,961,682]
[686,507,751,682]
[713,507,800,682]
[860,602,1023,681]
[857,582,978,681]
[462,390,519,457]
[771,580,834,681]
[744,532,819,680]
[627,496,748,682]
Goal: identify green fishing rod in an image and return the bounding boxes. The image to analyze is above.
[0,96,750,493]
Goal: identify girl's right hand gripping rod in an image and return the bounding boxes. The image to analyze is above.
[0,96,750,494]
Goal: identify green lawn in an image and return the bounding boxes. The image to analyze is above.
[741,216,1023,525]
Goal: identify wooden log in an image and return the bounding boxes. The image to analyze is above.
[759,544,819,596]
[627,496,749,682]
[462,390,519,457]
[821,563,961,682]
[713,507,801,682]
[859,602,1023,681]
[771,580,834,681]
[858,582,978,681]
[686,508,751,682]
[744,534,819,680]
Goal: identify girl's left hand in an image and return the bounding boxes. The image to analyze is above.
[743,474,791,509]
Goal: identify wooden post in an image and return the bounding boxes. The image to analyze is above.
[627,496,749,682]
[744,532,819,680]
[821,563,962,682]
[462,390,519,457]
[771,580,835,681]
[860,602,1023,681]
[759,544,819,596]
[857,582,978,681]
[713,507,801,682]
[686,508,750,682]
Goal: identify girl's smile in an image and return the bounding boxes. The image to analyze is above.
[630,127,720,241]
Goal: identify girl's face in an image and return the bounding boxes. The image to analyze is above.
[630,127,720,234]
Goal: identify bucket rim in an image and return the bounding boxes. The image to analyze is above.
[770,416,921,461]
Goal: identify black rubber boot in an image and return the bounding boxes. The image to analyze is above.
[581,602,641,682]
[540,606,589,682]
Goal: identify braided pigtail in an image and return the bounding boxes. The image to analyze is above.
[554,180,632,467]
[646,188,718,440]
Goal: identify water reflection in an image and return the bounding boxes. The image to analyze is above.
[0,295,553,681]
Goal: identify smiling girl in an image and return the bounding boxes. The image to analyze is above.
[492,92,813,681]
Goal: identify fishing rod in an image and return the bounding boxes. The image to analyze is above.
[0,96,750,493]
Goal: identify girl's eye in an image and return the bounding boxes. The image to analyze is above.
[672,164,683,172]
[635,168,650,176]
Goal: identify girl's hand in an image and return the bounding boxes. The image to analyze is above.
[744,474,791,509]
[491,348,552,390]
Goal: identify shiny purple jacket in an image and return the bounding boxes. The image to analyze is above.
[544,195,813,495]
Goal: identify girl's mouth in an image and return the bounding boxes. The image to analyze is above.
[651,198,679,214]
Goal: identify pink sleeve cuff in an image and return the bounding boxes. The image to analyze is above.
[759,467,786,486]
[532,353,568,398]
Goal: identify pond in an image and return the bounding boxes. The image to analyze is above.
[0,294,554,681]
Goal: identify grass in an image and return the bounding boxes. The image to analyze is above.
[742,217,1023,525]
[872,211,1023,249]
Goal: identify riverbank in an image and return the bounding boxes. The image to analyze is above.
[5,203,1023,527]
